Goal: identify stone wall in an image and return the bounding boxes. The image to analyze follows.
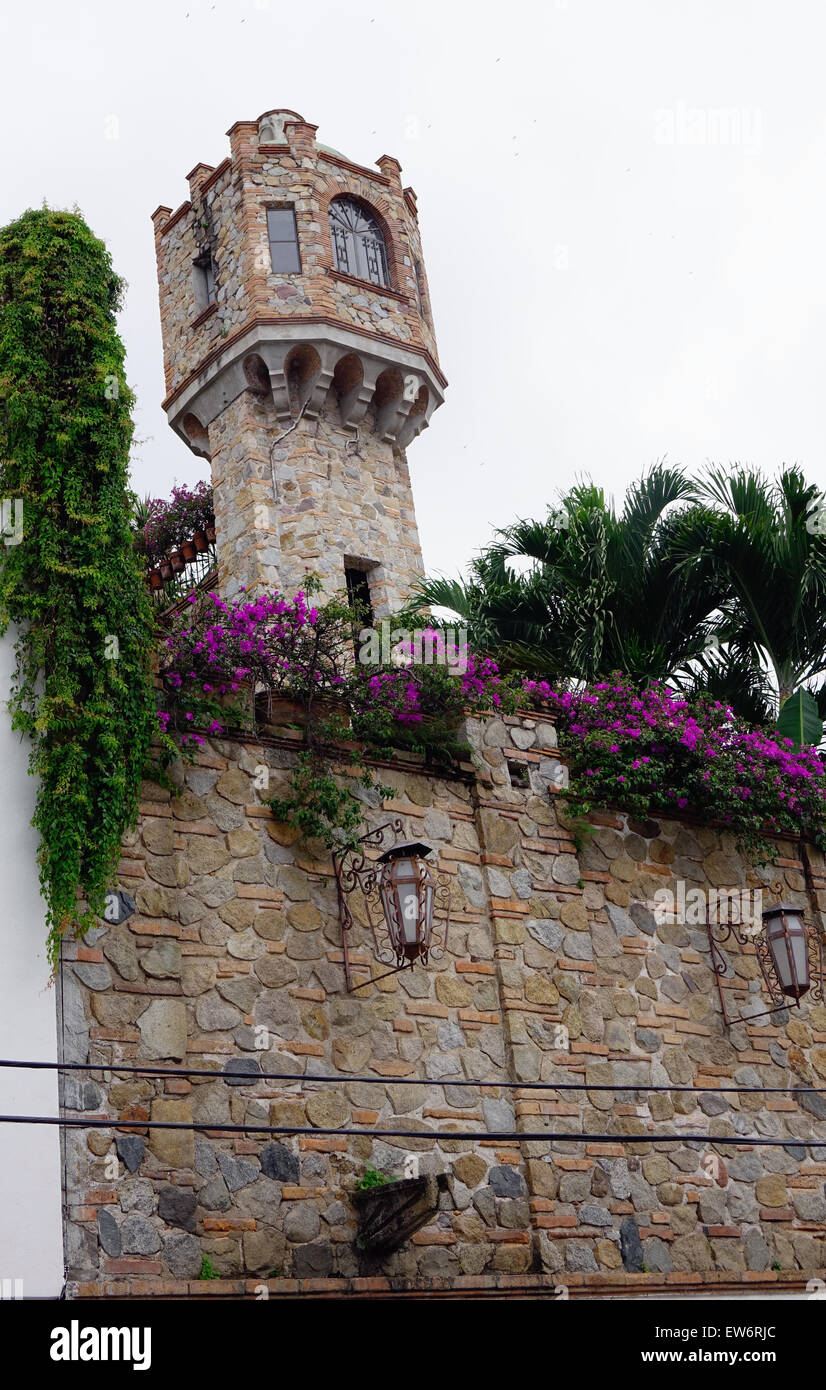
[205,386,426,610]
[151,160,249,395]
[61,710,826,1296]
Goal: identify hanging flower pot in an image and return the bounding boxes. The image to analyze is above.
[148,568,164,591]
[192,529,208,553]
[159,558,174,581]
[352,1174,449,1253]
[169,549,185,574]
[205,519,216,543]
[181,539,197,563]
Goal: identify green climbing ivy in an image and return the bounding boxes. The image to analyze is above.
[0,208,158,968]
[267,747,391,852]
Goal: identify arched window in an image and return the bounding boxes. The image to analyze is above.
[329,197,389,288]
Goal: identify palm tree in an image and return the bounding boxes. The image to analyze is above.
[672,466,826,725]
[409,464,722,685]
[130,493,155,533]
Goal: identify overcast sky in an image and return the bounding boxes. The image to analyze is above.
[2,0,826,583]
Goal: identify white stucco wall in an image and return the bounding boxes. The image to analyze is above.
[0,628,64,1298]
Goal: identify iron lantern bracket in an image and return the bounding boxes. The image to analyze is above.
[332,819,451,993]
[705,913,824,1029]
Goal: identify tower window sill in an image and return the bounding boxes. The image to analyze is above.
[325,268,411,305]
[191,302,218,329]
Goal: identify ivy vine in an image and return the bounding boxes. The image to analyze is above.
[0,208,158,967]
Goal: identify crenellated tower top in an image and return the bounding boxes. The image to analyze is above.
[151,110,446,610]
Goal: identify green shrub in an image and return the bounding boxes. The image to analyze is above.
[0,209,158,966]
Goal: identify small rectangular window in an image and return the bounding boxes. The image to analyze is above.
[267,207,301,273]
[345,565,374,628]
[507,759,530,789]
[193,254,216,312]
[415,258,432,326]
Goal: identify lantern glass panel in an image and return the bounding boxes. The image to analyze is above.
[790,932,808,992]
[378,848,437,963]
[766,912,809,996]
[397,876,420,946]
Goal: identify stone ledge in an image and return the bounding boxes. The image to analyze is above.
[67,1268,826,1300]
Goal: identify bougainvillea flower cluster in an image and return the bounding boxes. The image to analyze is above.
[160,588,326,744]
[159,591,513,749]
[139,480,214,569]
[539,676,826,859]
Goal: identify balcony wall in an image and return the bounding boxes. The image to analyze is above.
[59,709,826,1296]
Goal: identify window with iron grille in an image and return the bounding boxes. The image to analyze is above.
[329,197,389,288]
[267,207,301,273]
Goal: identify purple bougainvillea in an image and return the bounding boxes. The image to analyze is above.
[532,676,826,859]
[158,591,513,753]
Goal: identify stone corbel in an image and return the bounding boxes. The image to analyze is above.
[381,374,432,447]
[258,344,293,422]
[396,408,428,451]
[375,391,409,443]
[339,361,381,428]
[301,343,339,420]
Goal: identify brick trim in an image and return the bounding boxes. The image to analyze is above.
[67,1268,826,1300]
[158,201,192,237]
[254,108,305,128]
[317,150,392,187]
[200,157,232,196]
[325,267,411,305]
[186,162,215,184]
[190,303,218,330]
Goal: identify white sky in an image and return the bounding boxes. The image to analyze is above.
[2,0,826,584]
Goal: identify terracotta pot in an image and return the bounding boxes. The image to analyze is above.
[148,568,164,591]
[192,529,208,553]
[254,691,352,736]
[205,522,216,543]
[169,549,185,574]
[181,539,197,563]
[159,559,174,581]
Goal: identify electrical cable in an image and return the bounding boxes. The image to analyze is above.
[3,1059,824,1146]
[0,1114,821,1148]
[1,1057,824,1094]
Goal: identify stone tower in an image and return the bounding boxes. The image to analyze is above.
[151,109,446,613]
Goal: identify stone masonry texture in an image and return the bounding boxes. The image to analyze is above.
[61,710,826,1295]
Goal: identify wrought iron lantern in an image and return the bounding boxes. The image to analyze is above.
[333,820,450,991]
[763,903,811,1000]
[377,841,436,966]
[706,890,824,1027]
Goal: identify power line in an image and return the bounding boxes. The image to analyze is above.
[2,1057,825,1095]
[0,1114,821,1148]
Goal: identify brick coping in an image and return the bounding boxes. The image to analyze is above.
[67,1269,826,1300]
